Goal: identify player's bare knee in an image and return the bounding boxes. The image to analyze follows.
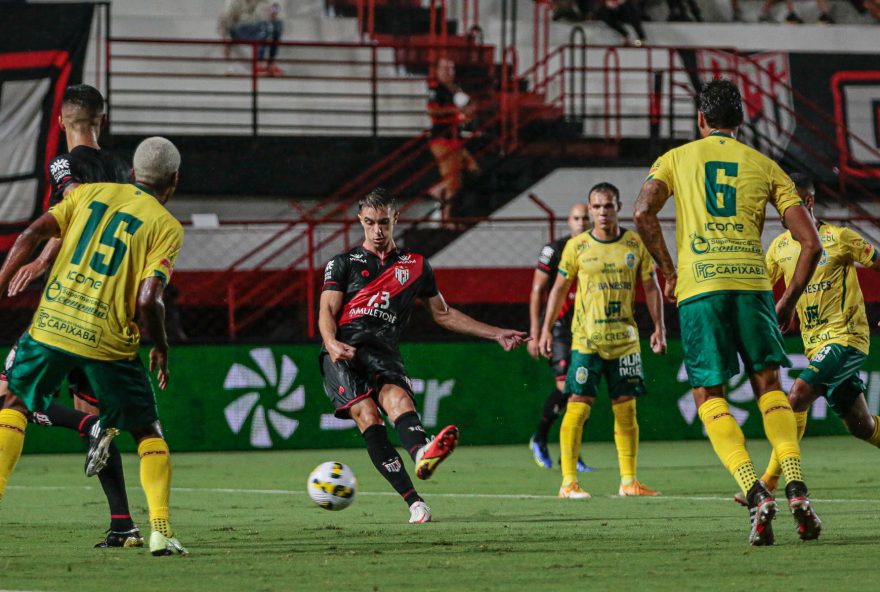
[842,397,875,440]
[751,367,782,397]
[568,394,594,406]
[1,391,28,415]
[788,379,817,412]
[131,421,164,443]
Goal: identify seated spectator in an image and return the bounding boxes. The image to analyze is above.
[759,0,834,23]
[667,0,703,21]
[219,0,284,76]
[598,0,647,46]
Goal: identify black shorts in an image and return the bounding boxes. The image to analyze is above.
[2,343,97,405]
[319,344,414,419]
[550,320,572,380]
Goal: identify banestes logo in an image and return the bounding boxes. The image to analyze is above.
[223,348,304,448]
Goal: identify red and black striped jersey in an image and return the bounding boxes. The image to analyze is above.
[537,235,576,325]
[323,246,439,350]
[47,145,130,208]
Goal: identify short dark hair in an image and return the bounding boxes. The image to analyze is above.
[62,84,105,119]
[698,79,744,129]
[789,172,815,193]
[588,181,621,206]
[358,187,397,212]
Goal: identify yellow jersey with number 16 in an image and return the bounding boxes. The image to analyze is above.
[30,183,184,361]
[647,132,802,304]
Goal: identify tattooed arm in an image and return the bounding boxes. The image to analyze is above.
[633,179,677,303]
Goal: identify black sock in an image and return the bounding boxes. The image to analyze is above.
[29,401,93,433]
[99,441,135,532]
[394,411,430,461]
[534,389,568,443]
[362,425,422,506]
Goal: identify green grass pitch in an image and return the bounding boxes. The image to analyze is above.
[2,436,878,591]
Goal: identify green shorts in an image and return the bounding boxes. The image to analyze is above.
[6,333,158,430]
[564,350,646,399]
[799,343,867,417]
[679,291,790,388]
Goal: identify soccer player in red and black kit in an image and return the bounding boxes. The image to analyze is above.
[527,203,592,471]
[0,84,142,548]
[319,188,529,523]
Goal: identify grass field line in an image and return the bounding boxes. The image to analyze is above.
[9,484,879,504]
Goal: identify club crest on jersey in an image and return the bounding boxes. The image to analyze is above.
[625,252,636,269]
[395,267,409,285]
[575,366,589,384]
[818,249,827,266]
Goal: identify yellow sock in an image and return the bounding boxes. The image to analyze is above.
[0,409,27,499]
[560,401,590,487]
[612,399,638,485]
[698,398,756,495]
[866,417,880,448]
[762,410,807,484]
[758,390,803,484]
[138,437,173,536]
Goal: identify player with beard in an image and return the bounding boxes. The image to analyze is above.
[319,188,529,523]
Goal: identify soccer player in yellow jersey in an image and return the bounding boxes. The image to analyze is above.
[760,174,880,492]
[634,79,822,546]
[539,182,666,499]
[0,137,187,556]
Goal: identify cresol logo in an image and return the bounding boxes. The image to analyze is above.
[223,348,304,448]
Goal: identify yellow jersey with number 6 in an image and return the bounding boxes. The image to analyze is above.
[647,132,802,304]
[30,183,183,361]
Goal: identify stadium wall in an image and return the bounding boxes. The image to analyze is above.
[21,337,880,454]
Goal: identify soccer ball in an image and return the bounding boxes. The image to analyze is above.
[307,461,357,511]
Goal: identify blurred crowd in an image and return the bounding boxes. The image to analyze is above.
[551,0,879,46]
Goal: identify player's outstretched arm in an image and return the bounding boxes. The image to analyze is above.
[643,273,667,355]
[527,268,551,359]
[319,290,356,362]
[139,277,170,390]
[539,272,573,358]
[778,204,822,329]
[633,180,676,303]
[0,212,61,298]
[426,292,529,351]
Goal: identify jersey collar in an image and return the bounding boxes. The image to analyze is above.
[133,182,158,198]
[708,131,735,139]
[588,228,624,244]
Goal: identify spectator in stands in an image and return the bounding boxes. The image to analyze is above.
[219,0,284,76]
[730,0,743,21]
[849,0,880,20]
[427,57,479,229]
[759,0,834,23]
[667,0,703,20]
[551,0,584,21]
[598,0,647,46]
